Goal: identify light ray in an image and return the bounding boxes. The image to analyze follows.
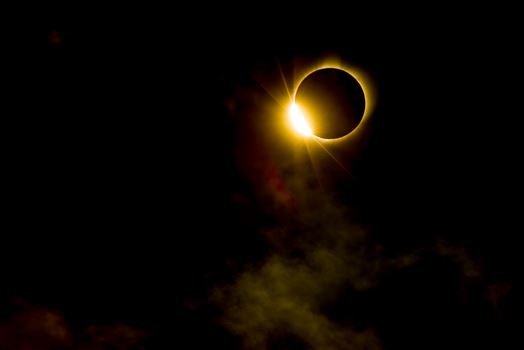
[313,138,357,181]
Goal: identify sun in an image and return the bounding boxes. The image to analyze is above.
[288,103,312,137]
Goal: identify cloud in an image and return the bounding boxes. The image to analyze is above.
[214,252,382,350]
[434,240,481,279]
[0,297,147,350]
[77,324,147,350]
[214,150,383,349]
[0,298,72,350]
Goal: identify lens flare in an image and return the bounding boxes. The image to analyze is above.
[289,103,312,137]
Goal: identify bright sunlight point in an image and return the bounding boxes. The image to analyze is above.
[289,103,312,137]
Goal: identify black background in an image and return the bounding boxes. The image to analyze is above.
[3,5,521,349]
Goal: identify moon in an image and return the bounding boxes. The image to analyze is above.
[292,67,366,140]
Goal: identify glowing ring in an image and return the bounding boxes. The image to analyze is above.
[292,60,375,142]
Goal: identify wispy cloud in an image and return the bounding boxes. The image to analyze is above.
[0,297,147,350]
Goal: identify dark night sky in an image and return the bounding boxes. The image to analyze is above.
[2,5,522,350]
